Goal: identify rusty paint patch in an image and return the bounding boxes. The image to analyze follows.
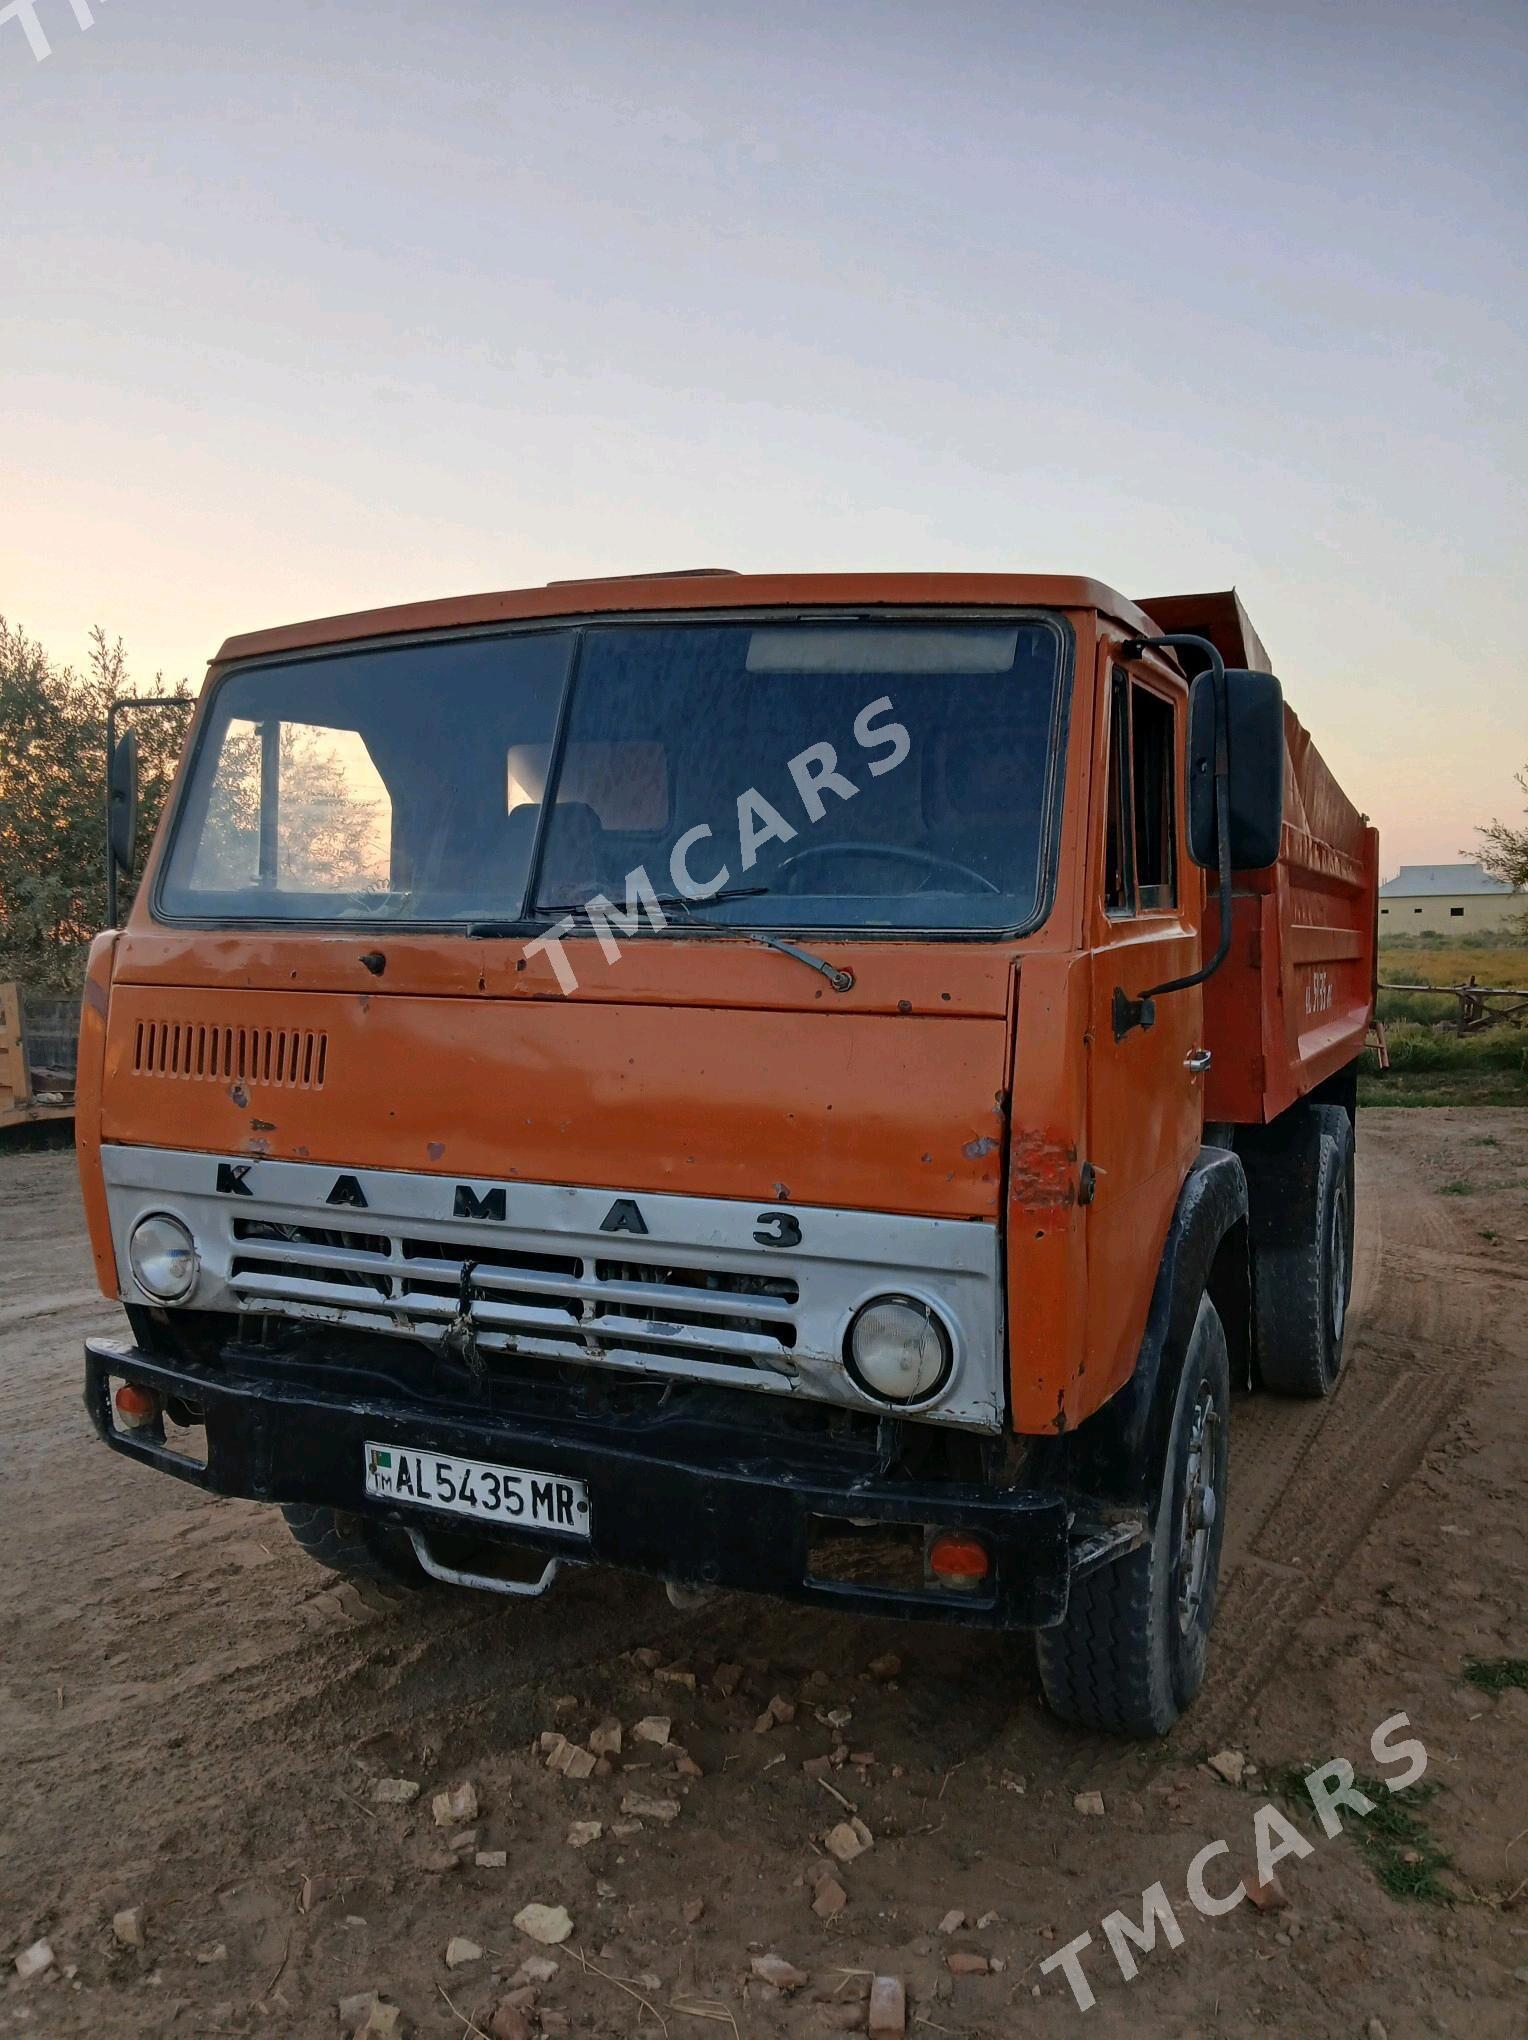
[427,1142,446,1162]
[250,1118,276,1133]
[1009,1128,1079,1210]
[228,1083,249,1108]
[963,1135,1000,1160]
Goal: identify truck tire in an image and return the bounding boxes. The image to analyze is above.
[1036,1295,1230,1736]
[1313,1103,1356,1321]
[279,1503,422,1588]
[1255,1112,1353,1398]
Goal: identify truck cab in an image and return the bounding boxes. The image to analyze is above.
[77,571,1378,1735]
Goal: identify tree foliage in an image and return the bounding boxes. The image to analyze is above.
[1,621,394,996]
[1475,765,1528,893]
[0,619,193,993]
[190,719,390,896]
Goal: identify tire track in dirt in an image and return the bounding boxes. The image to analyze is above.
[4,1118,1525,2039]
[0,1119,1477,1823]
[1060,1114,1507,1784]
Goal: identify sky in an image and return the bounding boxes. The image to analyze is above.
[4,0,1525,876]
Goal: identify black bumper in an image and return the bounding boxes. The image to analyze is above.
[84,1336,1126,1629]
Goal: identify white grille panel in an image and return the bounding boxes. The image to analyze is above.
[226,1217,798,1368]
[99,1148,1005,1431]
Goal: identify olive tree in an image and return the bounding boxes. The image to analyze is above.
[1474,766,1528,894]
[0,620,192,992]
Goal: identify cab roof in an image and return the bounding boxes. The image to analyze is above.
[212,571,1172,669]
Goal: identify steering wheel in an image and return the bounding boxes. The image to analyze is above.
[774,841,1001,895]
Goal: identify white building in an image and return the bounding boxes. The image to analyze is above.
[1378,862,1522,935]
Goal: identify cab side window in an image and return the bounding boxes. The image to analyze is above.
[1104,673,1133,913]
[1103,669,1179,916]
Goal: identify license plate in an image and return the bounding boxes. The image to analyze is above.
[363,1441,591,1539]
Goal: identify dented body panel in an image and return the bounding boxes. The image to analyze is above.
[99,980,1012,1217]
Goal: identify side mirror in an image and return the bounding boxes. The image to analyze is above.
[108,728,139,875]
[1187,667,1284,871]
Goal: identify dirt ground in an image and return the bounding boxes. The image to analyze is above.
[2,1110,1525,2039]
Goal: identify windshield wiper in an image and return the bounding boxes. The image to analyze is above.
[480,887,855,993]
[741,930,855,993]
[532,886,770,919]
[465,889,765,939]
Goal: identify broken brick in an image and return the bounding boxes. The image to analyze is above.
[867,1975,906,2037]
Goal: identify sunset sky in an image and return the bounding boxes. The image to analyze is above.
[5,0,1525,875]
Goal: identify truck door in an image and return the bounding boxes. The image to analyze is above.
[1084,653,1205,1409]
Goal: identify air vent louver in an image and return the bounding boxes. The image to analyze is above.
[131,1020,327,1089]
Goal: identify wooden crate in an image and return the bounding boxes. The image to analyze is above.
[0,981,74,1131]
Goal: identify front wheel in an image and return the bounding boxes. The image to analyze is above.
[280,1503,423,1588]
[1036,1295,1231,1736]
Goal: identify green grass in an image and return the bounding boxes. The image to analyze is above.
[1376,935,1528,1036]
[1359,1073,1528,1108]
[1360,1017,1528,1108]
[1462,1657,1528,1694]
[1370,1022,1528,1076]
[1437,1178,1474,1196]
[1268,1766,1455,1904]
[1378,933,1528,984]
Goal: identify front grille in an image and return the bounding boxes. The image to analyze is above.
[226,1219,799,1373]
[132,1020,327,1089]
[103,1145,1004,1433]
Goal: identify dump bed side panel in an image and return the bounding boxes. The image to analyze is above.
[1204,706,1378,1124]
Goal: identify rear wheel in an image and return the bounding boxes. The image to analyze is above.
[1255,1109,1354,1397]
[1314,1103,1357,1326]
[280,1503,422,1587]
[1036,1295,1231,1736]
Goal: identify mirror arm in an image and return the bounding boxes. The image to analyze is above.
[1112,633,1233,1040]
[104,693,192,930]
[106,699,120,930]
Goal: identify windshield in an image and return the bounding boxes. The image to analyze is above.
[158,615,1067,934]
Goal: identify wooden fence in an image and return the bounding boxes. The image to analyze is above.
[1378,980,1528,1037]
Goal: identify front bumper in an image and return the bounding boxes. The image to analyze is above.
[85,1335,1138,1629]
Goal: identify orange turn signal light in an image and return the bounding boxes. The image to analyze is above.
[114,1383,160,1429]
[928,1531,990,1581]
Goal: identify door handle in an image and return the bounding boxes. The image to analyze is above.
[1185,1049,1213,1073]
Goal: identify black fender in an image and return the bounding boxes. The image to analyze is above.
[1030,1145,1250,1510]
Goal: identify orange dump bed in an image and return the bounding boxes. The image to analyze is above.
[1139,590,1378,1125]
[1203,705,1377,1123]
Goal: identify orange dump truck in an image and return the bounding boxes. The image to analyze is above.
[77,573,1378,1734]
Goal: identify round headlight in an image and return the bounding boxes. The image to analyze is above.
[128,1213,199,1303]
[846,1296,952,1404]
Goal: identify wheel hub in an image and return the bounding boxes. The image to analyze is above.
[1330,1180,1349,1348]
[1176,1390,1219,1634]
